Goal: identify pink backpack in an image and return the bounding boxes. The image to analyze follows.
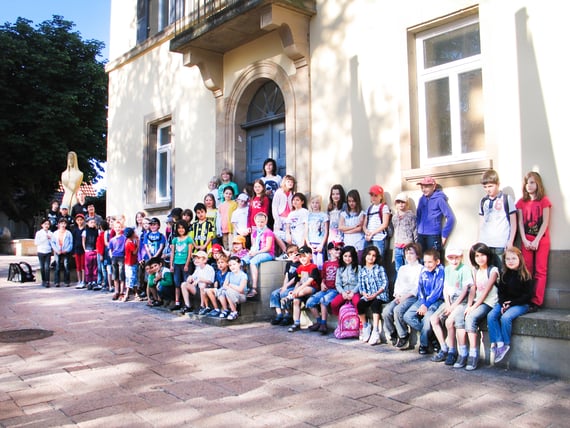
[334,302,360,339]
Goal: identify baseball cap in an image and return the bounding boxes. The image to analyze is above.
[149,217,160,225]
[233,235,246,245]
[298,245,312,254]
[75,213,85,219]
[394,192,408,203]
[327,241,344,250]
[211,244,224,254]
[417,176,436,186]
[446,248,463,258]
[61,205,69,210]
[369,184,384,195]
[236,193,249,202]
[193,250,208,259]
[124,227,135,238]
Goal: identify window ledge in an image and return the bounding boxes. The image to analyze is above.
[144,202,172,214]
[402,158,493,190]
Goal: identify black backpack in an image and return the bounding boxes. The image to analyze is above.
[7,262,36,283]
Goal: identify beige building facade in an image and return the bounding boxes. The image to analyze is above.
[107,0,569,308]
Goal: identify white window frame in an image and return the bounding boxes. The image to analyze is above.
[416,16,484,167]
[155,123,172,203]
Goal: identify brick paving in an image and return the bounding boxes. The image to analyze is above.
[0,256,569,427]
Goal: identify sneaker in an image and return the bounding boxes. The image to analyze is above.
[271,315,284,325]
[87,282,93,290]
[465,355,479,371]
[75,283,87,289]
[169,303,182,311]
[527,304,539,313]
[219,309,230,319]
[359,324,372,342]
[308,323,321,332]
[277,253,289,260]
[54,283,60,288]
[319,323,328,335]
[208,308,221,317]
[288,324,301,333]
[280,316,293,326]
[227,311,239,321]
[418,345,430,355]
[445,351,458,366]
[431,349,448,362]
[180,305,192,314]
[495,345,511,363]
[395,335,409,349]
[198,306,211,315]
[431,340,441,354]
[368,330,381,346]
[453,355,468,369]
[390,334,398,346]
[92,284,102,291]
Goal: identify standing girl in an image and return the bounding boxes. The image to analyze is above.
[260,158,282,199]
[392,192,417,272]
[330,246,361,322]
[272,175,296,255]
[307,195,329,269]
[203,193,221,245]
[357,246,390,345]
[487,246,533,364]
[339,189,365,261]
[286,192,309,248]
[455,243,499,371]
[35,218,53,287]
[170,221,194,310]
[327,184,346,244]
[248,179,270,230]
[217,187,238,249]
[363,184,391,260]
[217,168,239,203]
[516,171,551,311]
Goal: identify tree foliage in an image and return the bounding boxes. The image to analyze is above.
[0,16,107,230]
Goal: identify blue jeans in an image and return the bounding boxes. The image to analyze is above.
[172,263,189,287]
[54,252,70,285]
[464,303,492,333]
[394,247,405,273]
[403,299,443,347]
[368,239,386,260]
[487,303,528,345]
[382,296,416,338]
[37,252,51,283]
[418,234,441,253]
[306,289,338,308]
[97,253,107,286]
[270,286,294,309]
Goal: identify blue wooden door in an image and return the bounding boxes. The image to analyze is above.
[246,121,285,184]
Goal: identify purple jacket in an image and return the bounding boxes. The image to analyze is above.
[416,189,455,238]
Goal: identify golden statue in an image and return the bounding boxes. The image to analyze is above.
[61,151,83,209]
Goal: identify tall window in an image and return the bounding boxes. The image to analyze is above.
[416,16,484,166]
[137,0,185,43]
[145,119,172,207]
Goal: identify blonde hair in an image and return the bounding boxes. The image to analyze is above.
[310,195,322,212]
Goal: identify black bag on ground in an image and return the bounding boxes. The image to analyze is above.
[7,262,35,283]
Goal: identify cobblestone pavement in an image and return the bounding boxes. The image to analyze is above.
[0,256,569,427]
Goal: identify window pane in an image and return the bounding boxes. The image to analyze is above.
[158,126,170,146]
[157,151,168,198]
[424,23,480,68]
[459,69,485,153]
[425,78,451,158]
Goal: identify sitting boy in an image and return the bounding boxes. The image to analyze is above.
[181,250,216,315]
[146,256,174,307]
[269,244,301,326]
[288,246,321,333]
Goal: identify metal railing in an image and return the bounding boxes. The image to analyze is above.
[175,0,240,33]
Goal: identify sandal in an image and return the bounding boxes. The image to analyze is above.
[246,288,258,298]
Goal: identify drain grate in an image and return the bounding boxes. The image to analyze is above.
[0,329,54,343]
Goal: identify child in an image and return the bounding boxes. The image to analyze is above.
[230,235,249,259]
[96,220,111,291]
[363,185,391,259]
[232,193,250,241]
[136,217,150,296]
[402,249,445,354]
[487,247,533,363]
[260,158,282,199]
[243,212,274,298]
[285,192,309,248]
[307,195,329,269]
[190,203,215,255]
[108,220,126,301]
[306,241,342,334]
[248,180,269,231]
[169,220,194,310]
[35,218,53,287]
[146,257,174,306]
[287,246,321,332]
[383,243,423,348]
[272,174,296,254]
[218,186,238,249]
[206,175,220,199]
[73,213,87,288]
[51,217,73,287]
[82,216,99,289]
[357,246,390,345]
[339,189,365,261]
[327,184,346,244]
[217,168,239,203]
[479,169,517,268]
[181,251,215,314]
[217,256,248,320]
[430,248,472,365]
[203,254,230,317]
[516,171,551,311]
[47,200,60,232]
[329,246,362,335]
[123,227,139,302]
[203,194,219,239]
[181,209,194,227]
[454,243,499,371]
[269,244,301,326]
[144,217,166,259]
[391,192,417,272]
[416,176,455,252]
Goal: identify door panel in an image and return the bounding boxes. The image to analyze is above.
[246,121,286,184]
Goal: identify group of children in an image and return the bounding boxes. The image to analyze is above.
[35,162,551,365]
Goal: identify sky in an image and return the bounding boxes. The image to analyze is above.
[1,0,111,61]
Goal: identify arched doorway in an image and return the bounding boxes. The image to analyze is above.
[241,81,286,184]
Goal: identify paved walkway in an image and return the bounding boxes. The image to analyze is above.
[0,255,568,427]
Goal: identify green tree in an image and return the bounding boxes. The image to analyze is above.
[0,16,107,236]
